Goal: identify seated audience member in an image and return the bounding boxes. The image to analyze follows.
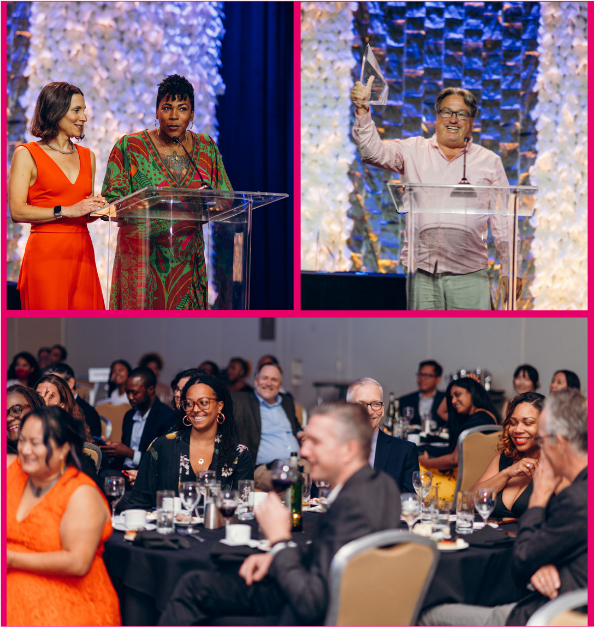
[100,367,176,470]
[256,354,280,371]
[7,352,41,388]
[472,392,545,519]
[419,377,500,500]
[502,364,540,416]
[232,363,302,489]
[6,385,44,457]
[549,369,581,393]
[225,357,254,393]
[398,360,446,429]
[126,374,253,509]
[171,368,204,411]
[159,401,401,626]
[45,363,102,438]
[420,389,587,626]
[6,407,121,626]
[347,377,419,493]
[96,360,132,406]
[37,346,51,370]
[138,352,172,405]
[48,344,68,365]
[198,360,220,377]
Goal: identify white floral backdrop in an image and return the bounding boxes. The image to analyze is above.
[17,1,226,297]
[301,2,357,272]
[529,2,587,310]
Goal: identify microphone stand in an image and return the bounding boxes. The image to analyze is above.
[171,136,210,189]
[450,136,477,198]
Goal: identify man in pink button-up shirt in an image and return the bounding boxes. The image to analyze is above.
[351,81,518,310]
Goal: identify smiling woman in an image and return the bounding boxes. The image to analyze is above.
[7,82,106,310]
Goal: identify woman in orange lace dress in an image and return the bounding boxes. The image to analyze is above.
[6,406,120,626]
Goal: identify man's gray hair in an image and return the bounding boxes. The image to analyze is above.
[346,377,383,403]
[435,87,478,118]
[310,401,372,460]
[545,389,587,455]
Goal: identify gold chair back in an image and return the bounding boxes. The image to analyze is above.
[96,403,131,443]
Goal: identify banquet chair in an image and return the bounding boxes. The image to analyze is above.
[97,403,131,443]
[526,589,587,626]
[325,530,438,626]
[83,442,103,472]
[100,416,112,440]
[453,425,502,507]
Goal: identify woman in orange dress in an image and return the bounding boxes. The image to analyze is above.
[8,82,106,310]
[6,406,120,626]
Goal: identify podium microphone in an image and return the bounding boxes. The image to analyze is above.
[171,136,210,189]
[450,136,477,198]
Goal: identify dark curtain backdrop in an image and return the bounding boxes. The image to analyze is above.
[217,2,294,310]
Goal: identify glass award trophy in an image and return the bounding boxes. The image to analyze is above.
[360,43,388,106]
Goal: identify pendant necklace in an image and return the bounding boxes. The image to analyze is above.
[28,476,60,498]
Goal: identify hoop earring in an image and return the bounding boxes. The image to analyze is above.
[189,120,193,129]
[155,119,158,127]
[217,412,225,425]
[183,415,192,426]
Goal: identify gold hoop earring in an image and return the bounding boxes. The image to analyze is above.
[217,412,225,425]
[183,415,192,426]
[60,458,65,475]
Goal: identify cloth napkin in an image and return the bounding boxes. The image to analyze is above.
[133,530,192,550]
[210,540,263,563]
[465,526,515,547]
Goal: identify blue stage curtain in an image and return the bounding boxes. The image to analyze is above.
[218,2,294,310]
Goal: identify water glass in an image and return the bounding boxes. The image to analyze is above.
[179,481,200,533]
[422,487,439,522]
[156,508,174,534]
[401,493,421,533]
[156,490,175,513]
[301,472,312,506]
[237,480,255,521]
[474,488,496,527]
[456,491,475,535]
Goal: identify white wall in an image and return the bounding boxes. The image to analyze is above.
[7,317,587,412]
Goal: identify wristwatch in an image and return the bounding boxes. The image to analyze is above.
[53,205,63,220]
[269,540,298,557]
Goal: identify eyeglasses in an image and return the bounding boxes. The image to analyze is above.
[182,397,218,412]
[7,404,30,417]
[535,434,555,447]
[438,108,471,121]
[358,401,384,411]
[416,372,437,379]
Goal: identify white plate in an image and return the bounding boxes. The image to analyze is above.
[220,538,260,548]
[113,521,156,532]
[437,539,469,551]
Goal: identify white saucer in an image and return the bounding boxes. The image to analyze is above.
[113,521,156,532]
[220,538,260,548]
[437,538,469,551]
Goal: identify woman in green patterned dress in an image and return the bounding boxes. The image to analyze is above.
[101,74,233,310]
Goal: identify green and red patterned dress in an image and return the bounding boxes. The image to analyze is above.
[101,130,232,310]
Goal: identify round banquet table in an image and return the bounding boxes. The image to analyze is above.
[103,513,526,626]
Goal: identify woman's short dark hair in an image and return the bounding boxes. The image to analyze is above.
[435,87,478,118]
[498,392,546,462]
[7,384,45,411]
[446,377,501,423]
[7,352,41,388]
[513,364,540,390]
[30,82,85,142]
[156,74,194,112]
[198,361,220,377]
[229,357,250,378]
[553,369,581,391]
[108,359,132,396]
[20,406,86,471]
[177,374,237,476]
[138,352,164,371]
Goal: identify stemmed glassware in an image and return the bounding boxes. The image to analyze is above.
[104,476,125,520]
[412,470,433,520]
[197,470,217,515]
[474,488,496,528]
[271,460,298,503]
[219,489,238,527]
[401,493,421,533]
[180,481,201,534]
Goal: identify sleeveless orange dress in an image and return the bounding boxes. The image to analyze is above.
[16,143,105,310]
[6,460,121,626]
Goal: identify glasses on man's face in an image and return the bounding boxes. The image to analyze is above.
[535,434,554,447]
[182,397,218,412]
[438,108,471,121]
[358,401,384,412]
[7,404,30,417]
[416,372,437,379]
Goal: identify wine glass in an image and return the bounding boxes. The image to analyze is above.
[104,476,125,520]
[403,406,414,422]
[219,489,238,527]
[412,470,432,519]
[315,480,331,511]
[401,493,421,533]
[271,460,298,502]
[474,488,496,528]
[180,481,201,534]
[198,470,217,514]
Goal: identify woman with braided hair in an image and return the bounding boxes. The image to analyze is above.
[126,373,253,510]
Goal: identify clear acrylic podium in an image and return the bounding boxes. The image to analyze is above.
[387,183,538,311]
[91,187,288,310]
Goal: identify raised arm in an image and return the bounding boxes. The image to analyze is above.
[471,453,538,494]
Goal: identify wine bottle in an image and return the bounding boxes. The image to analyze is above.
[386,392,396,433]
[289,452,303,532]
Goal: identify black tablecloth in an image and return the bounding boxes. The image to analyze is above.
[104,515,526,625]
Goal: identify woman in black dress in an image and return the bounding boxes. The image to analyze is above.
[471,391,545,518]
[127,373,253,509]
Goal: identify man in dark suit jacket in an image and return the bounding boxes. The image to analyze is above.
[159,401,400,626]
[420,389,588,627]
[100,367,176,469]
[398,359,446,429]
[347,377,419,494]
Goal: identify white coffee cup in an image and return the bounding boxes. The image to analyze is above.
[253,492,268,508]
[173,497,182,513]
[407,434,421,444]
[123,509,146,530]
[225,524,251,545]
